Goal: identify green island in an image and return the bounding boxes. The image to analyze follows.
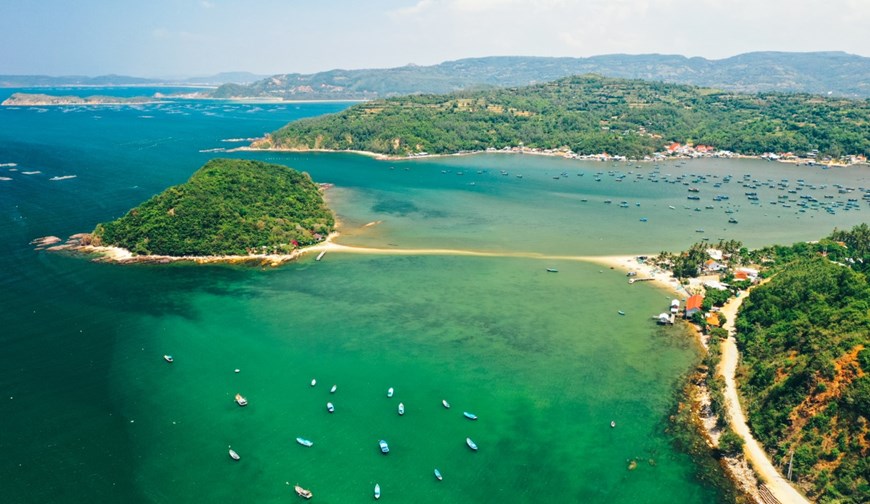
[90,158,334,256]
[256,75,870,159]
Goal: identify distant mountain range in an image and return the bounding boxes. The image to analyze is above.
[4,52,869,99]
[212,52,870,100]
[0,72,268,88]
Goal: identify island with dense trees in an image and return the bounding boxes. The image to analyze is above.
[89,158,334,257]
[254,75,870,160]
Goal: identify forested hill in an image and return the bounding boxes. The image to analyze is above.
[90,159,334,256]
[256,75,870,159]
[213,52,870,100]
[735,226,870,503]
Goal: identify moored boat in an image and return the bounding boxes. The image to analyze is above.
[466,437,478,451]
[546,268,558,273]
[618,310,625,316]
[398,402,405,415]
[387,387,394,398]
[330,384,337,393]
[327,402,335,413]
[463,411,478,420]
[163,354,173,363]
[442,399,450,409]
[296,437,313,447]
[434,468,443,481]
[229,449,240,460]
[378,439,389,454]
[374,483,381,499]
[311,378,316,387]
[611,420,616,428]
[235,393,248,407]
[295,485,313,499]
[315,250,326,261]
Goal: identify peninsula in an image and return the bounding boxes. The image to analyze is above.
[78,158,334,259]
[253,75,870,161]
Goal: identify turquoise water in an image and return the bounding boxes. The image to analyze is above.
[1,89,867,503]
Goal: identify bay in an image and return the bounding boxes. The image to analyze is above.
[1,88,866,502]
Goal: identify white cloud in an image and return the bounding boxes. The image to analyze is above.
[390,0,435,17]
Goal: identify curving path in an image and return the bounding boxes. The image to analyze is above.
[718,293,809,504]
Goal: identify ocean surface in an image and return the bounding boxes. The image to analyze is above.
[1,88,867,503]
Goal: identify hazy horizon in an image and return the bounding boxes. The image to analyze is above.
[3,50,870,80]
[2,0,869,77]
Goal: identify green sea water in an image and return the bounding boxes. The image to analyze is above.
[1,90,868,503]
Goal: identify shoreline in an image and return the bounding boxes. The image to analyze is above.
[44,232,342,266]
[234,144,869,167]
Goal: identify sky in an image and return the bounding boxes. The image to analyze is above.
[1,0,869,77]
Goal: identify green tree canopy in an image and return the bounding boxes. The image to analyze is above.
[92,158,334,256]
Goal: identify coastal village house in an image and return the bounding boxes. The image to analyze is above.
[685,294,704,318]
[704,312,721,327]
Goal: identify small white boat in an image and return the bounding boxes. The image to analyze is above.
[229,449,240,460]
[235,393,248,407]
[374,483,381,499]
[296,437,314,447]
[295,484,313,499]
[546,268,558,273]
[463,411,478,420]
[398,402,405,415]
[610,420,616,428]
[315,250,326,261]
[434,468,443,481]
[378,439,389,454]
[618,310,625,316]
[387,387,394,398]
[311,379,317,387]
[330,384,337,393]
[163,355,173,363]
[466,437,478,451]
[442,399,450,409]
[327,402,335,413]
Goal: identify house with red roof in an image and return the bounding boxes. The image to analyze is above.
[685,294,704,317]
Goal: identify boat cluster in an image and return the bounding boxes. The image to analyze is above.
[435,161,866,232]
[220,373,481,500]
